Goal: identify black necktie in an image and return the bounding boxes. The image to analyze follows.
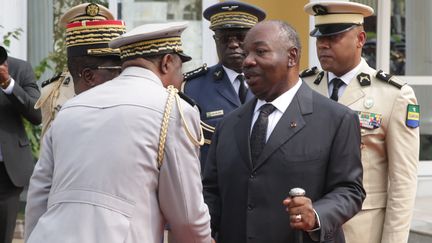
[237,74,247,104]
[250,104,276,166]
[330,78,344,101]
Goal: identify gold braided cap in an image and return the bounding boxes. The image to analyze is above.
[66,20,126,57]
[60,3,114,27]
[110,21,192,62]
[209,11,258,30]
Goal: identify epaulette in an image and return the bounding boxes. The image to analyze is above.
[375,70,406,89]
[313,71,325,85]
[299,66,319,78]
[183,64,208,82]
[178,91,201,112]
[41,72,62,88]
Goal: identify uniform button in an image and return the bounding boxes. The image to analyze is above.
[247,204,254,210]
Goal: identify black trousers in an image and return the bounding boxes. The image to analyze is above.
[0,163,23,243]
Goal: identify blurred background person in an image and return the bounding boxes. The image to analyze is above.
[0,45,41,243]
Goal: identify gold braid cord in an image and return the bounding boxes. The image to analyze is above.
[157,85,178,169]
[175,94,205,147]
[157,85,205,169]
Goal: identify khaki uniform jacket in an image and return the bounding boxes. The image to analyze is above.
[25,67,211,243]
[34,71,75,137]
[303,59,419,243]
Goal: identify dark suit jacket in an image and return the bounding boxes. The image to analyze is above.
[0,56,41,187]
[184,64,254,170]
[203,82,365,243]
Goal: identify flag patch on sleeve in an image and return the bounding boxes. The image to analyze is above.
[406,104,420,128]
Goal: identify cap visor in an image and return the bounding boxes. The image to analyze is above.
[310,24,359,37]
[178,53,192,63]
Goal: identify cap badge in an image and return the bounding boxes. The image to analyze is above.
[221,5,239,11]
[86,3,100,17]
[312,5,328,15]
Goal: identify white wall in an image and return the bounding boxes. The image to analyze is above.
[0,0,28,60]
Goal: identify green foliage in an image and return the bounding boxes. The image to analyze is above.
[0,25,23,48]
[23,120,42,159]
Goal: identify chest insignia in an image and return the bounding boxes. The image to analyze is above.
[357,72,371,86]
[206,109,224,118]
[357,111,382,129]
[406,104,420,128]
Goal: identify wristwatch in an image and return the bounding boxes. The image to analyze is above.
[0,77,11,89]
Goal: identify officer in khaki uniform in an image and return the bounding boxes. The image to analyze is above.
[35,3,124,137]
[303,2,420,243]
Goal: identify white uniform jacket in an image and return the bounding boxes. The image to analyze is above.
[25,67,211,243]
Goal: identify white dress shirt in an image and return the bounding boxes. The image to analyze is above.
[251,79,302,141]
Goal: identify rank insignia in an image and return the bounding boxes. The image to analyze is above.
[314,71,324,85]
[357,73,371,86]
[206,109,224,118]
[406,104,420,128]
[357,111,382,129]
[213,69,223,80]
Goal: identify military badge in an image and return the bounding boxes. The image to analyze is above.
[357,111,382,129]
[206,109,224,118]
[312,5,328,15]
[221,5,238,11]
[86,3,99,17]
[213,69,223,80]
[406,104,420,128]
[357,73,371,86]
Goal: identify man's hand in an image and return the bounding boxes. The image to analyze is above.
[0,61,9,82]
[283,196,317,231]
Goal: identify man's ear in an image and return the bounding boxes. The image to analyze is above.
[160,54,174,75]
[81,68,95,87]
[357,31,367,48]
[287,47,299,67]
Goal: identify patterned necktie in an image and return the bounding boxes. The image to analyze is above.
[237,74,247,104]
[330,78,344,101]
[250,104,276,166]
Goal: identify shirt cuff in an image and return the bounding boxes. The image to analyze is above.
[306,209,321,241]
[1,77,15,94]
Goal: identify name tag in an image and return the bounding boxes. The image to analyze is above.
[206,110,224,118]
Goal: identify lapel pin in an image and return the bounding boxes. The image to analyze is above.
[290,122,297,128]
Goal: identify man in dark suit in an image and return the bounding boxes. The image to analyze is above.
[0,46,41,243]
[183,1,266,169]
[203,20,365,243]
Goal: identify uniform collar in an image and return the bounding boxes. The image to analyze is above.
[222,65,242,85]
[328,59,363,85]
